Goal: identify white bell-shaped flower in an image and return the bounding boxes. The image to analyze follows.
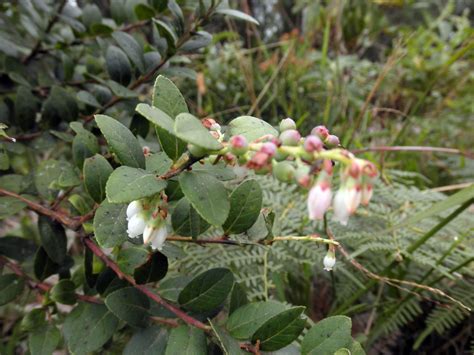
[323,251,336,271]
[127,214,146,238]
[143,224,168,250]
[126,200,142,220]
[332,188,350,225]
[307,182,332,220]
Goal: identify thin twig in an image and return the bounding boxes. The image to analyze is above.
[0,255,101,304]
[82,237,211,331]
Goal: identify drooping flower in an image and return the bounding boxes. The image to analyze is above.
[332,188,351,225]
[127,214,146,238]
[307,181,332,220]
[323,250,336,271]
[126,200,142,220]
[150,226,168,251]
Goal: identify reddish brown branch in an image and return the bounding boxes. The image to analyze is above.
[0,255,101,304]
[82,237,210,331]
[0,188,94,230]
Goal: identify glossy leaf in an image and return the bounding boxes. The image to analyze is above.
[63,303,119,354]
[223,179,262,234]
[178,268,234,312]
[124,326,169,354]
[171,197,210,238]
[95,114,145,169]
[105,287,150,327]
[50,279,77,305]
[174,113,222,151]
[83,154,114,203]
[179,171,230,226]
[112,31,146,73]
[165,325,207,355]
[226,116,278,142]
[301,316,353,355]
[0,236,36,261]
[105,166,167,203]
[134,251,168,284]
[38,215,67,264]
[0,274,25,306]
[215,8,260,25]
[93,201,128,248]
[28,326,60,355]
[106,45,132,86]
[251,306,306,351]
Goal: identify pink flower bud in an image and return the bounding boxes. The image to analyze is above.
[311,125,329,139]
[229,135,248,155]
[361,184,373,205]
[201,117,216,129]
[307,181,332,220]
[261,142,277,156]
[279,129,301,146]
[304,135,323,153]
[247,151,270,170]
[325,134,340,147]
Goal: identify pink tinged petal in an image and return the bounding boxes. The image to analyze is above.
[344,186,361,214]
[307,185,332,220]
[126,200,142,219]
[361,184,373,205]
[150,226,168,251]
[127,214,146,238]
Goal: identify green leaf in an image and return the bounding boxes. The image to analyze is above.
[226,301,287,340]
[84,154,114,203]
[215,8,260,25]
[229,282,249,315]
[28,326,60,355]
[134,3,156,20]
[171,197,210,238]
[63,303,119,355]
[178,268,234,312]
[135,103,187,161]
[105,166,167,203]
[124,326,169,354]
[301,316,353,355]
[192,162,237,181]
[226,116,278,142]
[38,216,67,264]
[210,322,246,355]
[50,279,77,305]
[393,184,474,230]
[223,180,262,234]
[165,325,207,355]
[21,309,46,332]
[105,287,150,327]
[0,196,27,219]
[348,341,366,355]
[146,152,173,175]
[106,45,132,86]
[112,31,146,73]
[179,171,230,226]
[158,276,192,303]
[152,75,188,118]
[0,236,36,261]
[95,114,145,169]
[0,274,24,306]
[251,306,306,351]
[34,247,60,281]
[77,90,101,108]
[70,122,100,169]
[42,86,78,126]
[34,160,80,200]
[93,201,128,248]
[175,113,223,151]
[153,20,178,55]
[15,86,37,131]
[117,247,149,274]
[134,251,168,284]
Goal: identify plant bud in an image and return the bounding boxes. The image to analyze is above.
[126,200,142,220]
[304,135,323,153]
[127,214,146,238]
[323,250,336,271]
[279,129,301,146]
[273,161,296,183]
[279,117,296,132]
[187,144,208,158]
[307,181,332,220]
[325,134,340,147]
[229,135,248,155]
[311,125,329,139]
[261,142,277,156]
[210,122,221,131]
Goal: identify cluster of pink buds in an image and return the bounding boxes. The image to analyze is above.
[222,117,377,227]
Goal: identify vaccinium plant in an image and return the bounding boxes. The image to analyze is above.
[0,1,379,354]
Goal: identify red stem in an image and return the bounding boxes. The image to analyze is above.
[82,237,210,331]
